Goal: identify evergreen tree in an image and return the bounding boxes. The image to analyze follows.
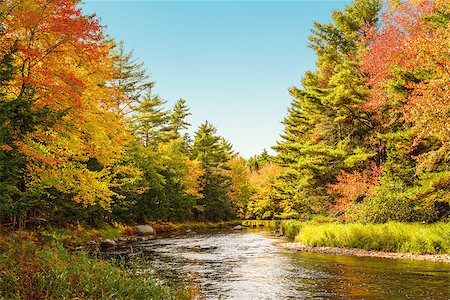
[191,121,229,168]
[113,41,154,116]
[191,121,234,220]
[168,98,191,138]
[247,149,272,172]
[132,91,170,147]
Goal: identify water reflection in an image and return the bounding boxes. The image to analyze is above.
[118,230,450,299]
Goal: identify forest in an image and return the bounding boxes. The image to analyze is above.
[1,0,448,228]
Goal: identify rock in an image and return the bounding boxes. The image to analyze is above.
[134,225,156,236]
[232,225,243,230]
[101,239,116,248]
[185,229,192,233]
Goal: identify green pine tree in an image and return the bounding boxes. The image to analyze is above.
[168,98,191,138]
[133,91,170,147]
[190,121,234,220]
[113,41,154,116]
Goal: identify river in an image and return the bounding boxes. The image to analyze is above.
[109,229,450,299]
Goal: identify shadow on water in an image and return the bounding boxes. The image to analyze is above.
[107,229,450,300]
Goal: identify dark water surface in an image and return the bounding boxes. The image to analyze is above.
[114,230,450,299]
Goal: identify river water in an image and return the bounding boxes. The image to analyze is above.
[112,229,449,299]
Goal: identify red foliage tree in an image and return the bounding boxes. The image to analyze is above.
[327,163,383,213]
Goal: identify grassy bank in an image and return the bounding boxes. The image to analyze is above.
[0,233,198,299]
[271,220,450,254]
[295,222,450,254]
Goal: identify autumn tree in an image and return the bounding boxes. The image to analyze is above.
[246,163,282,219]
[0,0,131,225]
[227,156,252,218]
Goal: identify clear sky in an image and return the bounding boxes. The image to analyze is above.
[82,0,350,158]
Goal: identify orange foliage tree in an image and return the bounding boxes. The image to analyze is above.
[1,0,130,209]
[327,163,383,215]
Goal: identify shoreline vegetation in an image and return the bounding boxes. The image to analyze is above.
[243,220,450,262]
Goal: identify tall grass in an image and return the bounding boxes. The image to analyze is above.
[280,220,306,239]
[294,222,450,254]
[0,236,198,299]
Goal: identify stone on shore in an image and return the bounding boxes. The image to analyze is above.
[134,225,156,236]
[233,225,243,230]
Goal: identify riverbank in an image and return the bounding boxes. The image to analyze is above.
[245,219,450,261]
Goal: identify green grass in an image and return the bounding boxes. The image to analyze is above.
[292,221,450,254]
[0,235,198,299]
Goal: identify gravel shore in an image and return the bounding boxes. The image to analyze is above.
[276,242,450,263]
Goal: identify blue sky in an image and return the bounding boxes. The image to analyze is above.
[82,0,350,158]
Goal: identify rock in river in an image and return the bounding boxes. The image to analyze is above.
[232,225,243,230]
[134,225,156,236]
